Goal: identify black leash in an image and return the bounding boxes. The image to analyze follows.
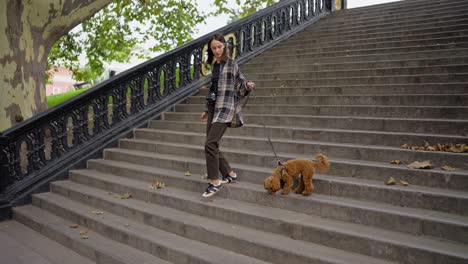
[243,89,286,170]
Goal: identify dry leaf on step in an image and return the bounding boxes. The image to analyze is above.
[79,230,88,235]
[449,144,466,153]
[185,171,192,176]
[441,165,458,171]
[69,224,79,228]
[150,182,166,189]
[120,193,132,199]
[399,180,409,186]
[80,235,89,239]
[385,177,396,185]
[390,160,401,165]
[407,160,432,169]
[400,144,410,149]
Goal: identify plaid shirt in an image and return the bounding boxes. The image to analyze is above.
[211,59,250,127]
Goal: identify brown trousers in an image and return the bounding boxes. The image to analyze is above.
[205,107,232,180]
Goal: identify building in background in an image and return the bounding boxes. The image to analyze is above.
[46,67,77,96]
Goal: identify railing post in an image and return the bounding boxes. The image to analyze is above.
[0,133,9,193]
[326,0,335,12]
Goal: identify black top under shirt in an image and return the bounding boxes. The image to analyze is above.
[206,62,221,110]
[210,62,221,94]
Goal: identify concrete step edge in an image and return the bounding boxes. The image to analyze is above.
[102,148,468,188]
[243,55,468,69]
[113,139,468,200]
[12,205,170,264]
[277,31,468,47]
[30,192,271,264]
[306,13,468,33]
[51,178,468,263]
[255,48,468,60]
[47,181,396,264]
[149,120,468,141]
[0,220,96,264]
[69,166,468,246]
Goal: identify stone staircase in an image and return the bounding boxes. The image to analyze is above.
[5,0,468,263]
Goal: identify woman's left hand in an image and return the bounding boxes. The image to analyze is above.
[247,81,256,91]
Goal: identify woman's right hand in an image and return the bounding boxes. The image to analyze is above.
[200,112,208,122]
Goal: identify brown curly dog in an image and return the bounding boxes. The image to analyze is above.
[264,154,329,196]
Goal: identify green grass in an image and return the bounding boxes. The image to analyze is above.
[47,88,90,108]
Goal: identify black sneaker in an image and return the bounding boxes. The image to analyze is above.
[221,173,237,184]
[202,182,223,198]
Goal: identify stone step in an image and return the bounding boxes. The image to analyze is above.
[103,145,468,206]
[28,192,271,264]
[197,83,468,95]
[316,0,468,25]
[296,9,468,35]
[242,56,468,74]
[244,65,468,80]
[187,94,468,106]
[108,138,468,192]
[119,137,468,214]
[177,104,468,119]
[75,164,468,248]
[307,11,468,34]
[277,29,468,49]
[251,48,468,64]
[130,128,468,170]
[53,174,467,264]
[316,11,468,35]
[293,16,468,42]
[149,120,468,148]
[280,24,468,47]
[0,221,96,264]
[264,36,468,56]
[334,0,464,13]
[250,73,468,87]
[255,42,468,62]
[161,112,468,136]
[12,206,169,264]
[46,180,396,264]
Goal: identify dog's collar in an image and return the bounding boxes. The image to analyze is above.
[279,161,288,176]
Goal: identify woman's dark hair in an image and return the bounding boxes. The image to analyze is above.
[207,32,229,65]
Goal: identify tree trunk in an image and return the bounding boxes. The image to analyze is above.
[0,0,113,132]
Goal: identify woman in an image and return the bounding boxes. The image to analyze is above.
[200,33,255,198]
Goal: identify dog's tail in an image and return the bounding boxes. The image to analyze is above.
[314,154,330,173]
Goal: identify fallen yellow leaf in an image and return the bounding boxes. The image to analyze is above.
[79,230,88,235]
[80,235,89,239]
[399,180,409,186]
[185,171,192,176]
[120,193,132,199]
[150,182,166,189]
[449,144,466,153]
[385,177,396,185]
[390,160,401,165]
[441,165,458,171]
[407,160,432,169]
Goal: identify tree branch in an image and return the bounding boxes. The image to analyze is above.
[35,0,114,44]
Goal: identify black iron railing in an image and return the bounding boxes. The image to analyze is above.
[0,0,337,219]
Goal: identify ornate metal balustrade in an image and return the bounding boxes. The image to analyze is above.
[0,0,340,219]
